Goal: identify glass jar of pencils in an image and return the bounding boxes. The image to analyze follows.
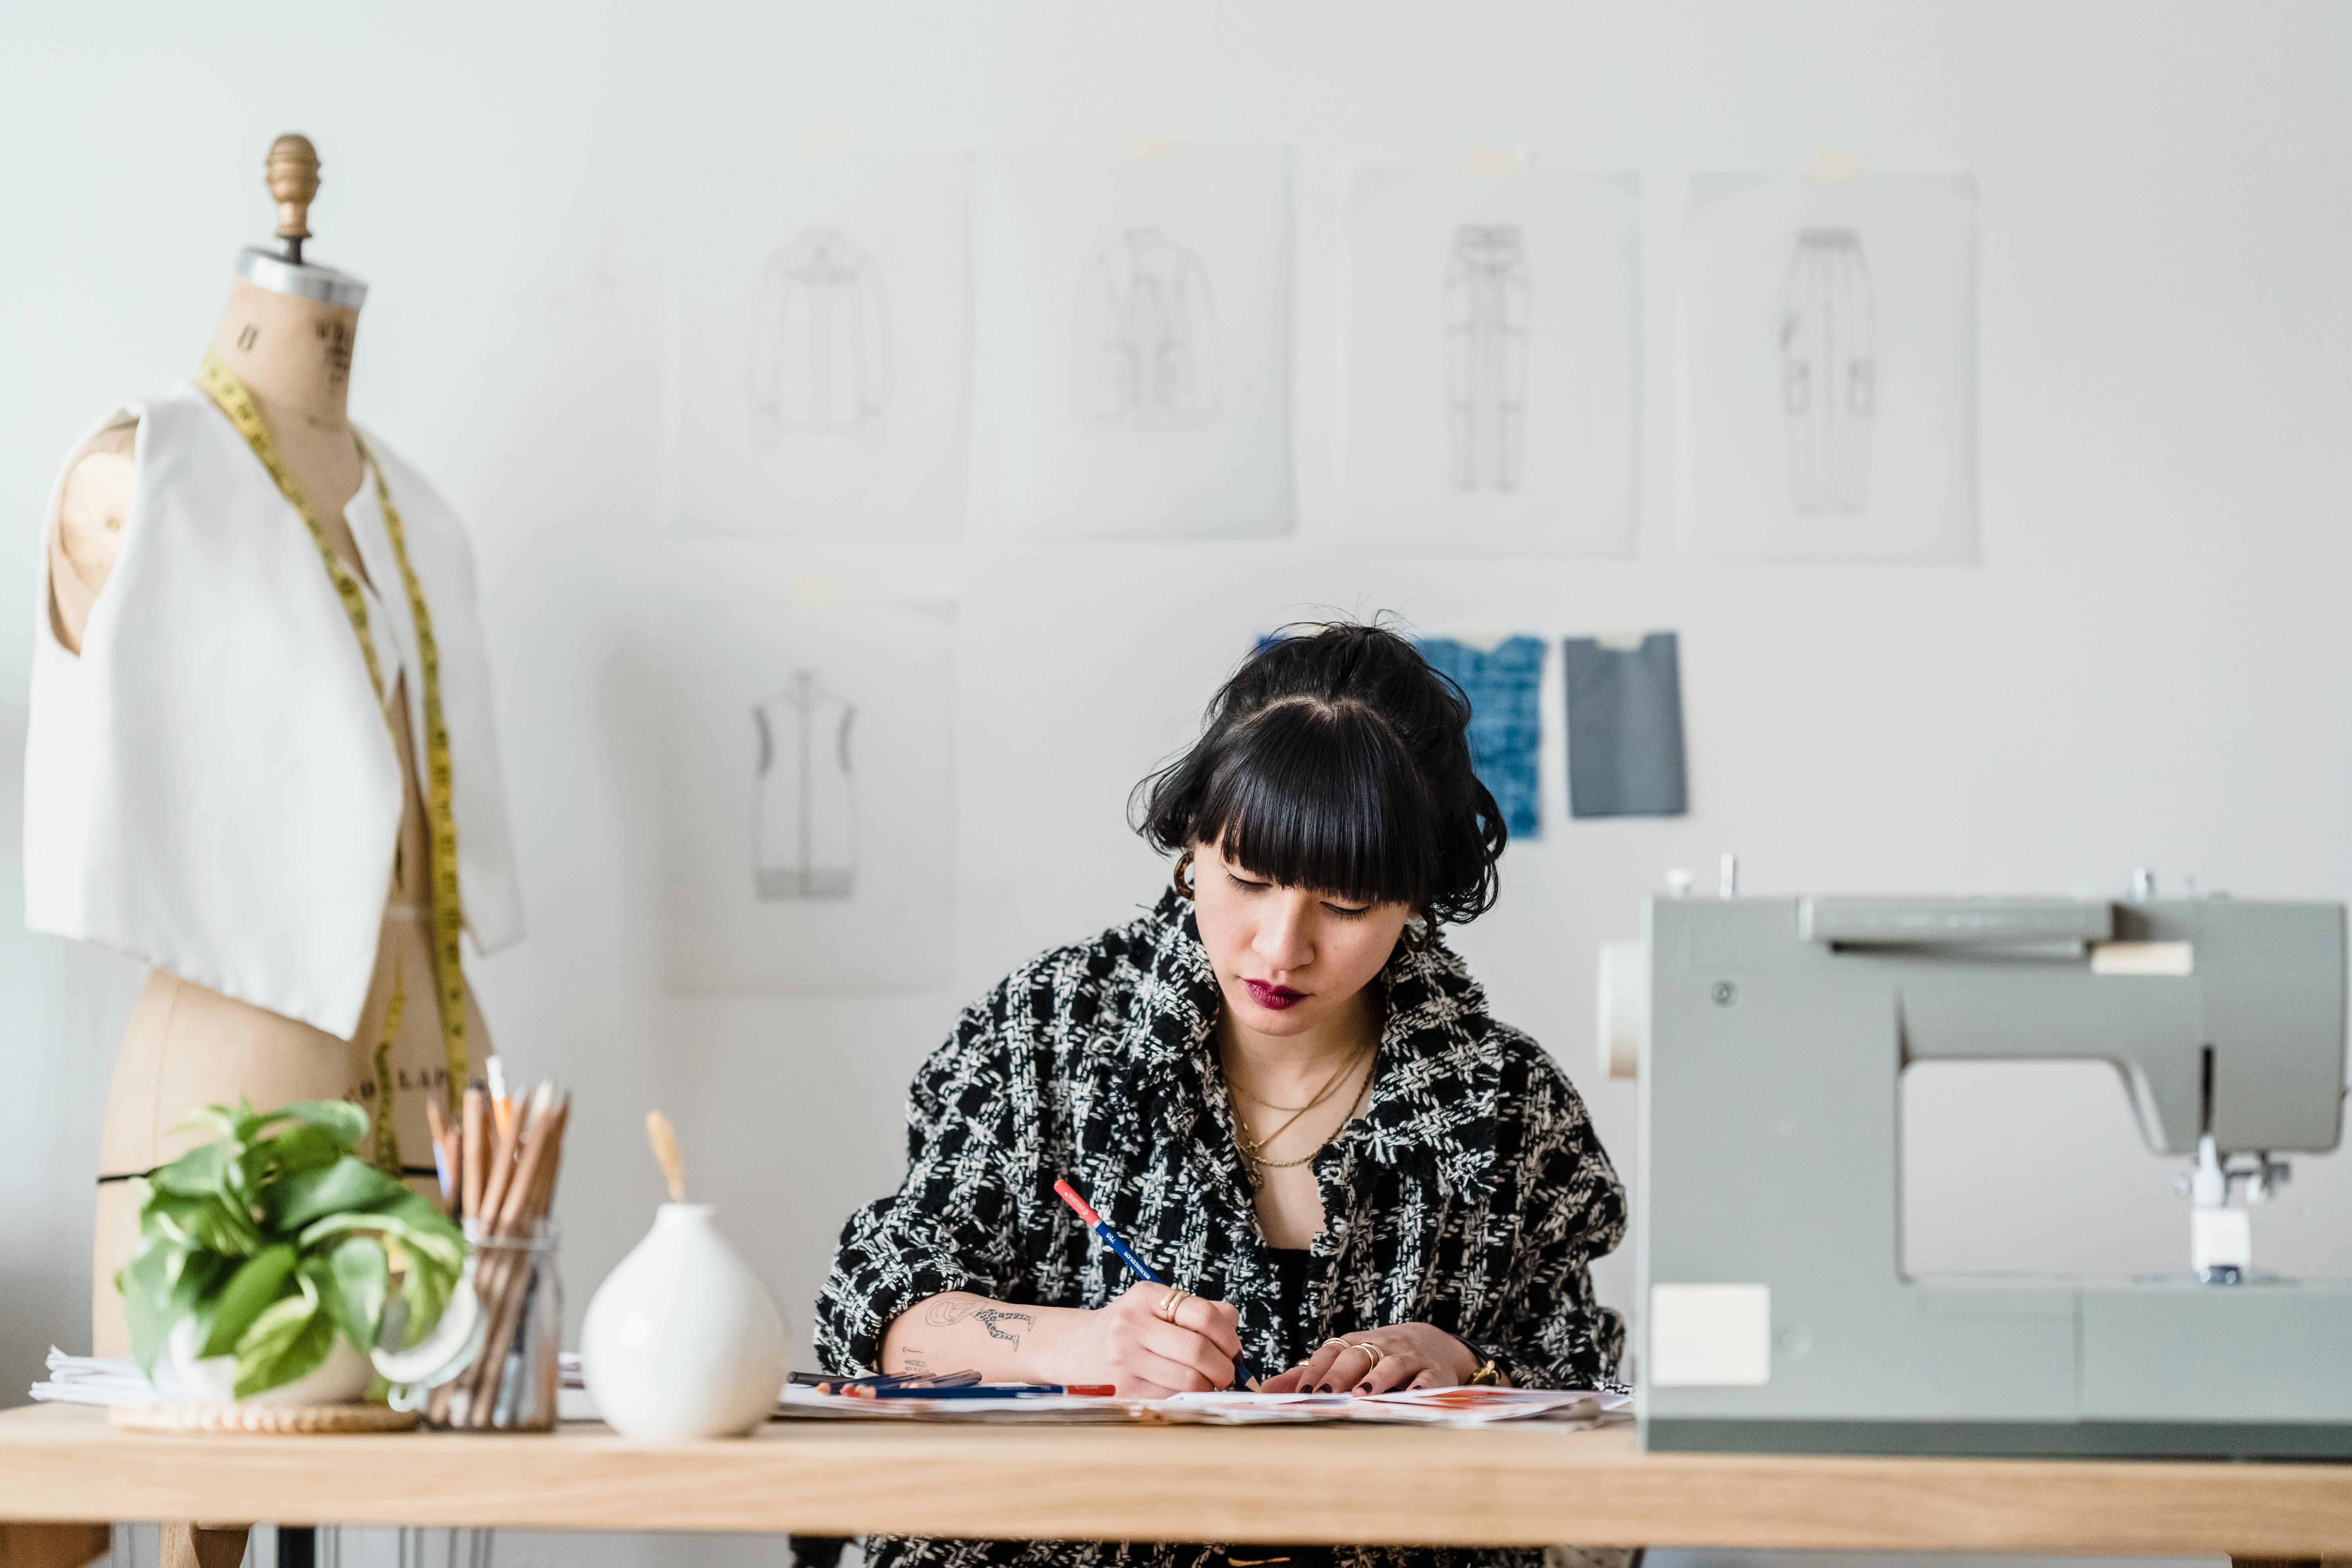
[427,1222,562,1432]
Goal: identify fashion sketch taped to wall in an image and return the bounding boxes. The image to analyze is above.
[1416,635,1546,841]
[748,229,892,448]
[1075,227,1216,427]
[752,671,857,900]
[1445,224,1530,493]
[1782,228,1874,512]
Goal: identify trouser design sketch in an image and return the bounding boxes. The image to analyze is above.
[1445,225,1530,492]
[748,229,891,447]
[1075,227,1216,426]
[1781,228,1874,512]
[752,671,856,900]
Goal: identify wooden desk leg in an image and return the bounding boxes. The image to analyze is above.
[0,1524,113,1568]
[161,1524,250,1568]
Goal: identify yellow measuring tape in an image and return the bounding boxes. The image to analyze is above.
[197,353,469,1116]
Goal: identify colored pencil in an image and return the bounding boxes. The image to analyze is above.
[1053,1178,1257,1387]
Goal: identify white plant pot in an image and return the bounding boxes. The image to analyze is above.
[581,1203,787,1441]
[167,1317,374,1406]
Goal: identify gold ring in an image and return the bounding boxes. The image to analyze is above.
[1343,1339,1384,1368]
[1157,1286,1192,1322]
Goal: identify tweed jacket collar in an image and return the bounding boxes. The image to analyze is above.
[1114,888,1505,1197]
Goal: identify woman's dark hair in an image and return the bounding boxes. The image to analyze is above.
[1131,621,1506,926]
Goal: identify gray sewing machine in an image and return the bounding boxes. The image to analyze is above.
[1630,886,2352,1457]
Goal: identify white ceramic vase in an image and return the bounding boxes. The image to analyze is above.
[581,1203,788,1440]
[168,1317,374,1405]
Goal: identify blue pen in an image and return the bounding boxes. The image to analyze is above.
[1054,1178,1258,1387]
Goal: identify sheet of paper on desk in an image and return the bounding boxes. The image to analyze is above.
[1163,1388,1632,1427]
[768,1383,1631,1427]
[774,1385,1161,1424]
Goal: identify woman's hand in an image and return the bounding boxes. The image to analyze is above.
[1067,1283,1245,1397]
[1258,1323,1485,1394]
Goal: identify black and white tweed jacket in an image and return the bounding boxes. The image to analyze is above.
[816,888,1627,1568]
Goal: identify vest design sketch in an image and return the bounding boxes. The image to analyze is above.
[1445,225,1530,493]
[748,229,892,447]
[752,671,856,900]
[1782,228,1875,513]
[1075,228,1216,427]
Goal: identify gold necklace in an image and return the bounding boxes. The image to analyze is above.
[1243,1054,1376,1171]
[1230,1043,1365,1154]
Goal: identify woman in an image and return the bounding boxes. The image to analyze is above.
[816,621,1626,1568]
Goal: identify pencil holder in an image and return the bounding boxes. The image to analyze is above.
[428,1222,562,1432]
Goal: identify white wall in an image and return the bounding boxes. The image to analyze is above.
[5,3,2349,1562]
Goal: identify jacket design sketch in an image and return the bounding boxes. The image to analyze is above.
[1415,637,1545,841]
[818,888,1626,1568]
[1782,228,1873,512]
[1075,228,1216,427]
[748,229,892,447]
[1445,225,1530,493]
[751,671,855,900]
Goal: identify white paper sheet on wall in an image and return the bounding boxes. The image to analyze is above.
[659,597,955,994]
[666,151,971,539]
[986,148,1293,538]
[1341,165,1640,557]
[1681,172,1979,564]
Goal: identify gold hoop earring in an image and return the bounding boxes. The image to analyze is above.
[1172,851,1196,901]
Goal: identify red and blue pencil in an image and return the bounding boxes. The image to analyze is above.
[1054,1178,1257,1388]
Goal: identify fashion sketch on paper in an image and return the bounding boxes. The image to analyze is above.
[1074,227,1216,428]
[1781,228,1874,512]
[1445,224,1531,493]
[751,671,857,900]
[747,229,892,448]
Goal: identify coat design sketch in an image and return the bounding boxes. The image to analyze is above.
[1074,227,1216,427]
[751,671,856,900]
[1444,225,1530,493]
[748,229,892,448]
[1781,228,1874,512]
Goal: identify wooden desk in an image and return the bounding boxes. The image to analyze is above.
[3,1404,2350,1559]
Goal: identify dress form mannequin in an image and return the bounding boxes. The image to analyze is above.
[47,136,494,1357]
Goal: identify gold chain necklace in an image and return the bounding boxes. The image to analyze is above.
[1242,1054,1376,1171]
[1229,1042,1366,1154]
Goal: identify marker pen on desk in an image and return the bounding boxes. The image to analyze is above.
[1053,1178,1258,1388]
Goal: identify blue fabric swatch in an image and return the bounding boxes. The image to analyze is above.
[1417,636,1546,841]
[1561,632,1688,818]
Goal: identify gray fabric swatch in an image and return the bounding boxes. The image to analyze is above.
[1563,632,1688,818]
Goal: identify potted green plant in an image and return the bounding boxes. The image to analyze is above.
[118,1099,467,1404]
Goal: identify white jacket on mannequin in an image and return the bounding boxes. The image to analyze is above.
[24,382,524,1038]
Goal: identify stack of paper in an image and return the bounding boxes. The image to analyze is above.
[29,1348,193,1406]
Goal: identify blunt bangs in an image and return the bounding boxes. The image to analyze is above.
[1187,700,1436,909]
[1135,621,1506,924]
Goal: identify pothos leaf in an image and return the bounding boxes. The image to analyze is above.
[151,1140,239,1200]
[232,1285,335,1398]
[318,1238,388,1355]
[270,1156,407,1230]
[197,1245,298,1359]
[271,1100,368,1155]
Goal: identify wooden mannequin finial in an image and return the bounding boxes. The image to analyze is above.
[265,134,321,261]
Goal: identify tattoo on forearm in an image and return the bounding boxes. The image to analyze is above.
[924,1295,977,1327]
[973,1308,1033,1350]
[900,1350,929,1372]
